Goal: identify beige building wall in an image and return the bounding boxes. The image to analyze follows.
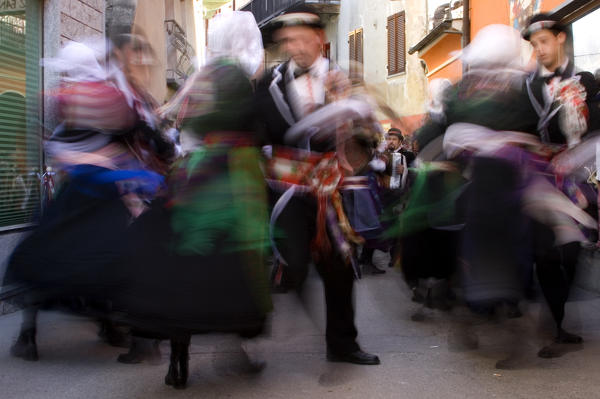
[132,0,199,102]
[337,0,429,119]
[132,0,167,102]
[184,0,198,61]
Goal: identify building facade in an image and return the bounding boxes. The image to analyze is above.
[337,0,430,133]
[411,0,600,83]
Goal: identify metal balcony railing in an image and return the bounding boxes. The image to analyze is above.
[241,0,339,28]
[165,19,195,88]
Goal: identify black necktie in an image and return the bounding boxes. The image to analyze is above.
[544,67,566,84]
[544,72,559,84]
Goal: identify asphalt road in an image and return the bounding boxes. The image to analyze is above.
[1,251,600,399]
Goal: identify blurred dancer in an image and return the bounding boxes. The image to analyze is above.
[395,76,467,308]
[110,32,177,175]
[523,13,599,146]
[403,25,541,326]
[118,11,272,389]
[523,13,599,356]
[5,41,163,361]
[442,25,539,316]
[107,31,177,365]
[255,6,379,365]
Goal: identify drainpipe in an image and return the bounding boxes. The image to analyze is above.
[462,0,470,75]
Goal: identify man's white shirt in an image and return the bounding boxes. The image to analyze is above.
[287,56,329,119]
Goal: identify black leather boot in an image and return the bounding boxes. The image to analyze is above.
[165,340,189,389]
[10,328,39,361]
[177,342,189,389]
[164,341,180,387]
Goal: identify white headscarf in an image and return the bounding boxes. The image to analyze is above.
[41,41,107,82]
[461,24,524,69]
[207,11,264,77]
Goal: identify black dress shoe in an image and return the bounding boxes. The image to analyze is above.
[363,262,386,275]
[118,338,162,365]
[555,329,583,344]
[327,350,380,365]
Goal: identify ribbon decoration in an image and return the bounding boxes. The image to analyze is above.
[266,147,365,279]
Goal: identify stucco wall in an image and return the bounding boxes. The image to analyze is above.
[541,0,566,12]
[337,0,428,118]
[420,34,462,81]
[133,0,199,102]
[183,0,197,67]
[469,0,510,38]
[132,0,167,102]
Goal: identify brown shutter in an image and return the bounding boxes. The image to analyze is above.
[398,11,406,74]
[387,12,406,75]
[356,29,363,64]
[356,28,363,78]
[387,15,396,75]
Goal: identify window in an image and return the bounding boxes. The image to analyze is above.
[387,11,406,76]
[0,2,42,230]
[572,7,600,74]
[348,28,363,79]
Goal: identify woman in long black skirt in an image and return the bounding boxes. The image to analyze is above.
[116,11,272,389]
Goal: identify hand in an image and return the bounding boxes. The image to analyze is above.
[395,164,405,174]
[324,70,351,102]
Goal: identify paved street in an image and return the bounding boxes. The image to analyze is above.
[1,252,600,399]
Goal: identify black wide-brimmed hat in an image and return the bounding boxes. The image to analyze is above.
[269,5,324,31]
[522,13,566,41]
[387,128,404,141]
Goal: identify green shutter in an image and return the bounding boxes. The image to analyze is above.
[0,1,42,230]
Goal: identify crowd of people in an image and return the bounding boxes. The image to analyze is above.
[3,6,600,389]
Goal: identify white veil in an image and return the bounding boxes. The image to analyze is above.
[207,11,264,77]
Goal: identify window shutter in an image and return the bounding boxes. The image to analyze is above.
[349,29,363,79]
[348,30,356,76]
[398,11,406,74]
[356,29,363,65]
[0,6,42,230]
[388,12,406,76]
[387,15,396,75]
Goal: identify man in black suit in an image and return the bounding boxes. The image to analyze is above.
[522,13,599,357]
[254,8,379,365]
[523,13,599,145]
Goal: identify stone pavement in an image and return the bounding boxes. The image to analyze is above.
[2,254,600,399]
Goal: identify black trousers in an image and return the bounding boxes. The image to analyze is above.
[534,222,580,331]
[273,193,360,354]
